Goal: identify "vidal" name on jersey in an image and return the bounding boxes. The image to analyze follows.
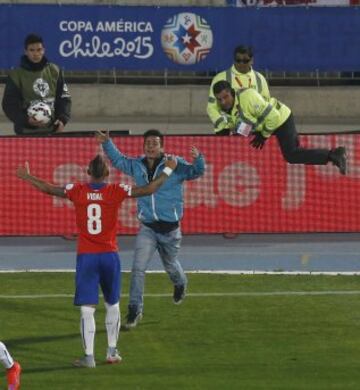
[87,193,103,201]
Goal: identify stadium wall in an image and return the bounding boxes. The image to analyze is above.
[0,85,359,128]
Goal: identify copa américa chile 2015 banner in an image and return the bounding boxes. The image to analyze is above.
[0,4,360,72]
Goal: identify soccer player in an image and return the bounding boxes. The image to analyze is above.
[212,80,347,175]
[96,129,205,329]
[0,342,21,390]
[16,154,177,368]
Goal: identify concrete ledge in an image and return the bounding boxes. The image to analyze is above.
[45,84,360,121]
[0,84,359,135]
[1,118,358,136]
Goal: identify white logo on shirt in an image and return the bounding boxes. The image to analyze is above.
[119,183,132,195]
[33,78,50,98]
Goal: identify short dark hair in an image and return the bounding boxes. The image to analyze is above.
[88,155,109,179]
[143,129,164,147]
[213,80,232,96]
[233,45,253,60]
[24,34,44,49]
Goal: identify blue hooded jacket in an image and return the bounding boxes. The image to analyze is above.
[102,139,206,223]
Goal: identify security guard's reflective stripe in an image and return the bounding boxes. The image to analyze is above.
[235,89,255,125]
[226,69,232,84]
[237,109,256,125]
[255,104,273,127]
[236,88,255,122]
[215,116,225,128]
[236,89,273,128]
[255,72,262,94]
[208,96,216,103]
[226,69,262,93]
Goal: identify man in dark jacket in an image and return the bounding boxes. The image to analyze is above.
[2,33,71,135]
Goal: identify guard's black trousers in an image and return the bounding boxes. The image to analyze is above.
[274,114,330,165]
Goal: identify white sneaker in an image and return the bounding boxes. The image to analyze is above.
[73,355,96,368]
[106,348,122,364]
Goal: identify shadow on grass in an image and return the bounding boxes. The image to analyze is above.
[4,331,115,375]
[4,330,106,350]
[120,319,160,332]
[24,365,79,374]
[4,333,81,347]
[25,359,118,374]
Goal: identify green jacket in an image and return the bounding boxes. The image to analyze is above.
[221,88,291,137]
[2,55,71,135]
[207,66,270,133]
[9,63,59,107]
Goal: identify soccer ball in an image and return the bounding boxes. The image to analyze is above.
[27,101,52,124]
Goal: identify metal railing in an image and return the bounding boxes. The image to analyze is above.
[1,69,360,86]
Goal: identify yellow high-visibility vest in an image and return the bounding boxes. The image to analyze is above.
[207,66,270,133]
[215,88,291,137]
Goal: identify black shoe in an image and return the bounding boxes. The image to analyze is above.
[329,147,347,175]
[173,285,186,305]
[125,305,142,329]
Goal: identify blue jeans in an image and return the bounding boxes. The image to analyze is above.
[128,224,187,313]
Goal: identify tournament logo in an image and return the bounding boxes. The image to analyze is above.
[161,13,213,65]
[33,78,50,98]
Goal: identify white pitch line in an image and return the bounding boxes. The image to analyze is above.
[1,269,360,275]
[1,291,360,299]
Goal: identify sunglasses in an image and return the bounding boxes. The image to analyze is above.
[235,57,252,64]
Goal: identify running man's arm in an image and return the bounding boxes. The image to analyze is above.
[175,146,205,180]
[16,162,66,198]
[95,129,110,144]
[131,157,177,198]
[95,129,134,176]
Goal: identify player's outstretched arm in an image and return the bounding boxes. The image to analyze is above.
[16,162,66,198]
[131,157,177,198]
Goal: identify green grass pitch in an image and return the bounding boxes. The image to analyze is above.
[1,272,360,389]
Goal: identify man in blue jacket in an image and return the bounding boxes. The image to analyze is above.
[96,129,206,329]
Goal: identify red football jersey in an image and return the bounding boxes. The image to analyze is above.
[65,183,131,254]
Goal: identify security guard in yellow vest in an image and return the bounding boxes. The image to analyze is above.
[213,80,347,175]
[207,45,270,135]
